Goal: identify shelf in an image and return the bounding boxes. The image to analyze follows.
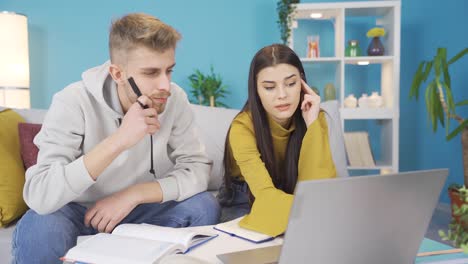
[344,56,393,64]
[300,57,341,63]
[340,107,393,119]
[291,1,400,174]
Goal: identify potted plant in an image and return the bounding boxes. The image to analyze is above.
[409,47,468,251]
[277,0,300,45]
[188,65,229,108]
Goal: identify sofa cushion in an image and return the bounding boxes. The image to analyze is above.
[190,104,239,190]
[0,109,28,227]
[18,123,42,170]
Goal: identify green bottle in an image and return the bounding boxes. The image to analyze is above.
[324,83,336,101]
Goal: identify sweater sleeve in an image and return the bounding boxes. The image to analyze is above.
[298,111,337,182]
[234,112,336,236]
[23,92,95,215]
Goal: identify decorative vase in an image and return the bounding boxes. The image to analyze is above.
[324,83,336,101]
[345,40,362,57]
[344,94,357,108]
[368,92,384,108]
[310,86,320,96]
[358,93,369,108]
[367,37,385,56]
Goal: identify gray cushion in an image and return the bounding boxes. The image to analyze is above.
[320,100,349,178]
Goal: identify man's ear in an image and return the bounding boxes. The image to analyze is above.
[109,64,125,85]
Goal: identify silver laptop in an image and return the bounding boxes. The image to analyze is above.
[217,169,448,264]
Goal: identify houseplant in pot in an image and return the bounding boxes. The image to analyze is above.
[410,47,468,251]
[188,65,229,108]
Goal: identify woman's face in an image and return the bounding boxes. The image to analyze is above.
[256,63,302,127]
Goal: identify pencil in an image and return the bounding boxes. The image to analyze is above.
[417,248,464,257]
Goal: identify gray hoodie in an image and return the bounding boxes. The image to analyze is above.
[23,61,212,215]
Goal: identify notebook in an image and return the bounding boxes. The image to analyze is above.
[218,169,449,264]
[63,223,218,264]
[214,217,275,243]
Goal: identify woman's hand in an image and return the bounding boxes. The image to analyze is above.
[300,79,321,128]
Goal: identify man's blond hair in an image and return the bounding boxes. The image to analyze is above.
[109,13,181,63]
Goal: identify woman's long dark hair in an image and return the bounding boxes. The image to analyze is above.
[223,44,307,197]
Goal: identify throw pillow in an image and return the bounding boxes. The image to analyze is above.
[18,123,42,170]
[0,109,28,227]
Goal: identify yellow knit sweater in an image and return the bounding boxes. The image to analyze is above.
[228,111,336,236]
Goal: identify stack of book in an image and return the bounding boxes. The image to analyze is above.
[343,131,375,167]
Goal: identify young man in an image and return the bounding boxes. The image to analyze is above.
[12,13,220,264]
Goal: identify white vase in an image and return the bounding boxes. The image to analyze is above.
[344,94,357,108]
[358,93,369,108]
[368,92,383,108]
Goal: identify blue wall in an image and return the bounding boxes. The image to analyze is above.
[2,0,468,203]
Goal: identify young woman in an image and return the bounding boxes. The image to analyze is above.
[218,44,337,236]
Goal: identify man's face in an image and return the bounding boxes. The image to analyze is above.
[117,46,176,114]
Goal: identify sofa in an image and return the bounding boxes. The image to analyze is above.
[0,100,347,263]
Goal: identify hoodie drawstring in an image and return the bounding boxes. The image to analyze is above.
[118,117,156,178]
[150,135,156,178]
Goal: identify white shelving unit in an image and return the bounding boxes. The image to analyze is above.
[289,1,401,174]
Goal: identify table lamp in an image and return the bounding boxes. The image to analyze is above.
[0,11,30,109]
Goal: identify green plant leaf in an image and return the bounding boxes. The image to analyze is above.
[462,243,468,254]
[434,49,443,80]
[410,61,425,99]
[447,119,468,141]
[426,81,438,131]
[456,100,468,107]
[442,81,455,114]
[422,61,433,82]
[434,89,445,128]
[448,47,468,65]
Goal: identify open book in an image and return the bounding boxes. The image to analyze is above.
[63,223,218,264]
[214,217,275,244]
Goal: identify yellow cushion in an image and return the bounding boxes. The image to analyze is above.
[0,109,27,227]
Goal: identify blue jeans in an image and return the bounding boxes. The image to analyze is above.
[217,180,251,223]
[11,191,220,264]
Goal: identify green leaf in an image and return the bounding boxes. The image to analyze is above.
[422,61,433,82]
[434,48,443,80]
[448,47,468,65]
[425,81,434,129]
[434,90,445,127]
[441,55,452,93]
[447,119,468,141]
[430,83,438,132]
[462,243,468,254]
[410,61,425,99]
[443,82,455,114]
[456,100,468,107]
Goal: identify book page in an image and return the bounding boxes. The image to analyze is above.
[65,233,176,264]
[214,217,273,243]
[113,223,217,250]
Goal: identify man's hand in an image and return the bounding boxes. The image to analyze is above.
[84,189,139,233]
[300,79,321,128]
[116,95,161,150]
